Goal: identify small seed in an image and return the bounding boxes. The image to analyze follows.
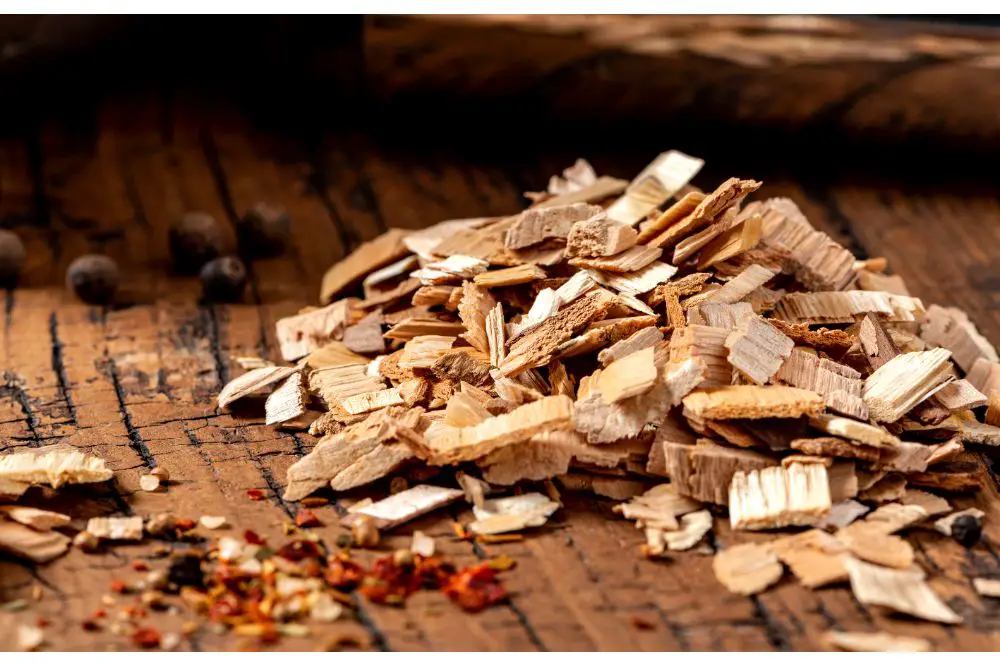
[198,515,227,530]
[139,475,161,492]
[150,467,171,482]
[169,211,223,274]
[238,202,291,258]
[351,516,380,549]
[0,230,26,286]
[200,256,247,303]
[66,254,120,305]
[73,531,100,553]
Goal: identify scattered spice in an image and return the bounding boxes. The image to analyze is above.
[294,509,323,528]
[951,514,982,548]
[246,489,265,501]
[132,626,162,649]
[200,256,248,303]
[169,211,224,274]
[65,254,120,305]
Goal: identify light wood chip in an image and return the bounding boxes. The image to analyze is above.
[598,326,663,366]
[824,631,931,653]
[921,304,998,373]
[339,387,405,415]
[403,217,499,260]
[972,578,1000,598]
[265,371,308,426]
[276,300,351,361]
[729,463,831,530]
[566,214,638,258]
[587,262,678,296]
[657,509,714,553]
[605,150,705,226]
[505,203,602,249]
[683,385,824,421]
[320,228,408,303]
[411,531,436,557]
[837,522,914,569]
[305,341,370,369]
[558,316,658,360]
[0,446,114,493]
[844,557,962,624]
[776,349,867,419]
[695,213,763,269]
[218,365,298,409]
[444,391,492,428]
[343,485,464,530]
[469,493,560,535]
[650,177,760,249]
[668,325,733,387]
[724,315,794,384]
[484,303,507,368]
[384,318,466,341]
[0,506,71,531]
[309,364,385,405]
[637,191,705,244]
[713,542,784,595]
[808,414,900,450]
[597,346,658,403]
[0,520,70,563]
[932,379,987,411]
[474,264,546,287]
[898,489,951,516]
[816,500,870,529]
[665,440,776,505]
[539,175,628,208]
[775,290,924,325]
[569,245,663,273]
[479,432,577,486]
[862,348,953,422]
[771,528,849,588]
[967,358,1000,397]
[87,516,144,541]
[698,302,754,330]
[399,335,456,370]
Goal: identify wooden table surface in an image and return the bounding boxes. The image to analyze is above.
[1,82,1000,651]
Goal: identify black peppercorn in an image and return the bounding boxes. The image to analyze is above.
[167,553,205,589]
[200,256,247,302]
[66,254,120,305]
[169,211,223,274]
[238,202,290,257]
[0,229,26,286]
[951,514,982,548]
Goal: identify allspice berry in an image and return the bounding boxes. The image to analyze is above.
[951,514,982,548]
[0,229,26,286]
[169,212,223,274]
[200,256,247,303]
[66,254,120,305]
[238,202,290,257]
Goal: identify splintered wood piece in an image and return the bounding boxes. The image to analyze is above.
[457,282,496,353]
[712,542,784,595]
[931,379,987,411]
[358,277,421,310]
[444,391,492,428]
[469,492,560,535]
[399,335,456,370]
[596,346,658,403]
[776,349,867,419]
[0,520,70,563]
[857,312,899,371]
[0,446,114,490]
[411,255,489,285]
[87,516,144,541]
[683,385,824,421]
[539,175,629,208]
[837,523,914,569]
[668,325,733,387]
[412,285,458,308]
[306,341,371,369]
[729,463,831,530]
[771,529,849,588]
[704,264,777,304]
[569,245,663,273]
[362,254,420,291]
[456,471,491,509]
[790,437,878,463]
[309,364,385,405]
[558,316,657,360]
[613,484,703,530]
[339,387,405,415]
[420,395,574,465]
[384,318,466,341]
[665,440,775,505]
[566,215,638,258]
[320,228,409,303]
[857,270,910,296]
[844,557,962,624]
[863,348,953,422]
[0,506,71,531]
[342,311,386,355]
[505,203,602,249]
[218,365,297,409]
[658,509,713,552]
[920,304,999,373]
[636,191,705,244]
[934,508,985,536]
[605,150,705,226]
[824,631,932,653]
[403,217,499,260]
[588,261,678,296]
[474,264,546,288]
[432,350,492,388]
[499,290,615,377]
[276,300,351,361]
[598,326,662,366]
[698,302,754,330]
[479,432,577,485]
[816,500,870,529]
[485,303,506,368]
[808,415,900,450]
[967,358,1000,396]
[343,485,464,530]
[265,371,308,426]
[775,291,925,325]
[695,213,762,269]
[973,578,1000,598]
[899,489,951,516]
[724,315,794,384]
[650,177,761,249]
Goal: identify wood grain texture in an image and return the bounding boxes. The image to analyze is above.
[1,86,1000,651]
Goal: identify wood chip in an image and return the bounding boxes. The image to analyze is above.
[87,516,144,541]
[411,531,436,557]
[569,245,663,273]
[683,385,825,420]
[199,515,228,530]
[218,365,298,409]
[265,371,308,426]
[343,485,464,530]
[596,346,658,403]
[469,492,560,535]
[411,255,489,285]
[713,542,784,595]
[0,520,70,563]
[598,326,663,366]
[276,300,351,361]
[776,349,867,419]
[920,304,998,373]
[0,446,114,496]
[320,228,408,303]
[824,631,931,653]
[972,578,1000,598]
[474,264,546,288]
[0,506,71,531]
[605,151,705,226]
[863,348,953,422]
[506,203,601,249]
[725,315,794,384]
[844,557,961,624]
[587,261,678,296]
[650,177,760,249]
[637,191,705,244]
[729,463,832,530]
[774,291,924,325]
[665,440,775,505]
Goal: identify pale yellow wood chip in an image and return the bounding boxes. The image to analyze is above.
[972,578,1000,598]
[411,530,436,557]
[713,542,784,595]
[664,439,776,505]
[724,315,794,384]
[0,520,70,563]
[668,325,733,388]
[931,378,987,412]
[837,522,914,569]
[776,349,867,420]
[774,290,925,325]
[613,484,703,530]
[275,300,351,361]
[683,385,824,421]
[694,213,763,269]
[569,245,663,273]
[636,191,705,244]
[605,150,705,226]
[339,387,405,416]
[444,391,492,428]
[305,341,371,369]
[265,371,307,426]
[411,254,489,285]
[199,515,228,530]
[320,228,409,303]
[698,302,755,330]
[661,509,714,551]
[469,492,560,535]
[808,414,901,450]
[456,471,491,509]
[474,264,546,287]
[0,446,114,489]
[598,326,663,367]
[824,631,931,653]
[87,516,144,541]
[862,348,954,422]
[650,177,760,249]
[399,335,456,370]
[771,529,849,588]
[587,261,678,296]
[218,365,297,410]
[597,346,658,403]
[729,463,832,530]
[920,304,998,373]
[0,506,71,531]
[344,485,464,530]
[478,431,578,486]
[484,303,507,368]
[457,281,496,353]
[539,175,628,208]
[362,254,420,290]
[844,556,962,624]
[384,318,466,341]
[704,264,777,305]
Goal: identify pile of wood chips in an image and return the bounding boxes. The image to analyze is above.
[218,151,1000,642]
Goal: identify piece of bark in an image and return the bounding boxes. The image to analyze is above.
[698,302,755,330]
[87,516,144,541]
[320,228,409,303]
[474,264,546,288]
[276,300,351,361]
[636,191,705,244]
[703,264,777,305]
[598,326,663,366]
[823,631,931,653]
[712,542,784,595]
[668,325,733,388]
[920,304,999,373]
[218,365,298,410]
[844,557,962,624]
[665,440,776,505]
[649,177,761,249]
[775,349,868,419]
[605,150,705,226]
[724,315,794,384]
[729,463,832,530]
[0,520,70,563]
[827,461,859,501]
[417,395,573,465]
[569,245,663,273]
[505,203,601,250]
[683,385,825,421]
[432,350,493,388]
[411,255,489,285]
[694,213,763,269]
[469,492,561,535]
[908,466,981,493]
[342,485,465,530]
[384,317,466,341]
[566,215,638,258]
[0,446,114,494]
[0,506,70,531]
[774,291,925,325]
[265,371,308,426]
[863,348,953,422]
[499,289,616,377]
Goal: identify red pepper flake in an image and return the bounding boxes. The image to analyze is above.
[276,539,322,562]
[81,620,102,632]
[325,555,365,591]
[110,579,129,594]
[630,616,656,631]
[443,563,507,612]
[174,518,197,532]
[246,489,265,501]
[131,561,150,572]
[243,529,266,545]
[294,509,322,528]
[132,626,162,649]
[451,521,470,540]
[91,608,107,620]
[36,617,50,628]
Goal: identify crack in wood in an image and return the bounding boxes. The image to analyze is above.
[202,305,229,388]
[107,358,156,468]
[2,372,43,447]
[48,312,77,425]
